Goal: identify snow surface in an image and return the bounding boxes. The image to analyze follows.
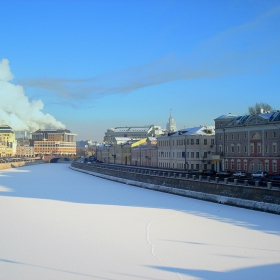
[0,163,280,280]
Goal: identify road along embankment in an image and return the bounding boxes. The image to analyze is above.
[0,160,46,170]
[70,162,280,215]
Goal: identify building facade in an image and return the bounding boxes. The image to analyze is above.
[214,111,280,174]
[131,137,158,167]
[32,129,77,156]
[0,124,17,157]
[16,145,34,157]
[103,125,165,143]
[157,126,215,171]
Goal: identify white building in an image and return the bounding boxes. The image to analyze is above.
[166,110,177,132]
[103,125,164,143]
[158,126,215,171]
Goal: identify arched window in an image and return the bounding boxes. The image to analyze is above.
[251,132,261,139]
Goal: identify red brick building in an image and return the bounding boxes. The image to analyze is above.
[214,111,280,174]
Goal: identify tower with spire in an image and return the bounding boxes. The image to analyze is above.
[166,109,177,132]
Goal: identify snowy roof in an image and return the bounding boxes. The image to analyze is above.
[225,111,280,126]
[114,137,132,141]
[160,126,215,137]
[0,129,14,133]
[113,126,152,132]
[215,113,239,120]
[0,125,14,133]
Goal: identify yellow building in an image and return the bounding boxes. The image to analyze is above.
[32,129,77,156]
[0,124,17,157]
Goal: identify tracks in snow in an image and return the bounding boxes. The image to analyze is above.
[146,210,184,280]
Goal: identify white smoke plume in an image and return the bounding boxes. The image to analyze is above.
[0,58,66,132]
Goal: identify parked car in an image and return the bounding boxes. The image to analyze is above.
[216,170,231,177]
[232,171,247,178]
[248,177,269,186]
[202,169,216,176]
[251,171,268,178]
[268,174,280,181]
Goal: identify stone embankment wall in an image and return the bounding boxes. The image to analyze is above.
[71,162,280,214]
[0,160,45,170]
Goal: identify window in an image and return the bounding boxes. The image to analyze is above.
[237,145,240,153]
[265,145,269,153]
[258,145,261,153]
[265,161,269,172]
[196,152,199,158]
[225,134,228,140]
[250,144,254,154]
[191,139,194,145]
[244,133,247,139]
[231,134,234,140]
[237,160,240,170]
[244,160,247,171]
[244,145,247,153]
[191,152,194,158]
[237,134,240,140]
[225,146,228,153]
[219,135,222,141]
[265,132,268,138]
[273,144,277,153]
[258,162,261,171]
[231,160,234,170]
[225,160,228,170]
[273,131,277,138]
[204,139,207,145]
[196,164,199,169]
[231,146,234,153]
[251,162,254,172]
[219,146,223,153]
[273,161,277,172]
[204,152,207,158]
[211,139,215,145]
[196,139,199,145]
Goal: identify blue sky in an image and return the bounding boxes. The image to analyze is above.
[1,0,280,141]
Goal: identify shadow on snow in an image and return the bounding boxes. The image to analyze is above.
[0,163,280,236]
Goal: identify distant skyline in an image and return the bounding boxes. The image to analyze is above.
[1,0,280,142]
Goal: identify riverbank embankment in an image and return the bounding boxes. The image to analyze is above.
[0,160,46,170]
[71,162,280,214]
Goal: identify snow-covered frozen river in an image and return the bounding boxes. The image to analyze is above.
[0,163,280,280]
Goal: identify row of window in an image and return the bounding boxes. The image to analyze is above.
[159,138,215,146]
[219,131,278,141]
[159,151,210,159]
[158,162,207,170]
[224,159,277,172]
[36,144,76,147]
[219,143,278,154]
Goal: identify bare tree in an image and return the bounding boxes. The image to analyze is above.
[248,102,273,114]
